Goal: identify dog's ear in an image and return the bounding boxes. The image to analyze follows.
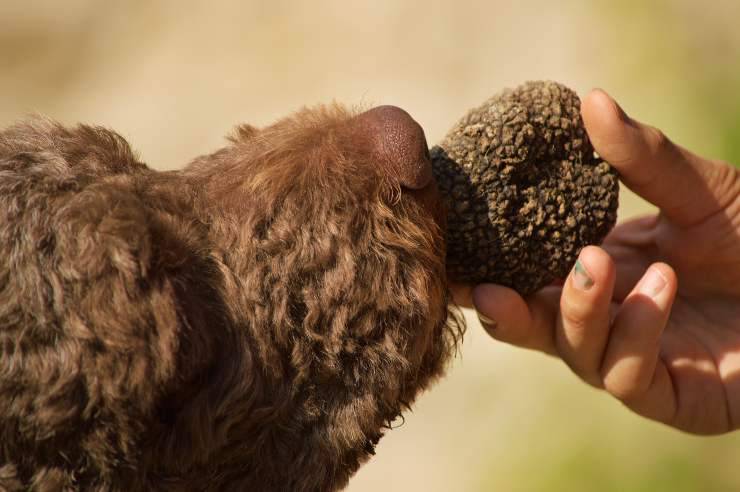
[0,120,238,484]
[228,124,259,143]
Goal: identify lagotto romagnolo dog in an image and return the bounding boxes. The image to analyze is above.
[0,105,464,491]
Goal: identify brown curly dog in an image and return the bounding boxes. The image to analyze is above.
[0,104,463,491]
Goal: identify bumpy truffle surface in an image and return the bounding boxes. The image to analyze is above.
[431,81,619,294]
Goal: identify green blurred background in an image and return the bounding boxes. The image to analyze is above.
[2,1,739,490]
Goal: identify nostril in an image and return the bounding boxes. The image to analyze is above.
[353,105,434,190]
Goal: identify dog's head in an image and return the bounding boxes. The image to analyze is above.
[186,104,463,488]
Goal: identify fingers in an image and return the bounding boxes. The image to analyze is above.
[581,89,739,226]
[471,246,618,362]
[473,249,679,418]
[600,263,677,402]
[556,246,616,387]
[472,283,560,355]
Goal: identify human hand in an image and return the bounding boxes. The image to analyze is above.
[473,89,740,435]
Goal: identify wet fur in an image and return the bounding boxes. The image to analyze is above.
[0,106,463,491]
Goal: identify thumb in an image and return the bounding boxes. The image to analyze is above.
[581,89,737,226]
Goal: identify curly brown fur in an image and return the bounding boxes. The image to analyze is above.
[0,107,463,491]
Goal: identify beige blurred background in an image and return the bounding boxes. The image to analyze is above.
[2,1,740,490]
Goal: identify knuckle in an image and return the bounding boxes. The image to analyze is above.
[581,373,605,389]
[711,157,734,169]
[708,159,740,201]
[602,371,649,402]
[560,295,594,329]
[564,360,604,388]
[646,125,671,154]
[559,308,588,335]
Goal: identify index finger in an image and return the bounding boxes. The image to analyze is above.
[472,283,560,355]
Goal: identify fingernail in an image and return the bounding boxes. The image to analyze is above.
[639,268,667,298]
[573,259,595,290]
[477,311,497,330]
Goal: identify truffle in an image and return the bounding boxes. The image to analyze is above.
[431,80,619,294]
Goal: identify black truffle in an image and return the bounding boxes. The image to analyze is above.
[431,80,619,294]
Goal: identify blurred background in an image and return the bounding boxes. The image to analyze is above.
[2,1,739,490]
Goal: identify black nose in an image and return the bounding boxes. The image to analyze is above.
[352,105,433,190]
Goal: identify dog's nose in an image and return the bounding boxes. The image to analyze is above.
[352,105,433,190]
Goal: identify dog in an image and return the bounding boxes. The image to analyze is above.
[0,104,463,491]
